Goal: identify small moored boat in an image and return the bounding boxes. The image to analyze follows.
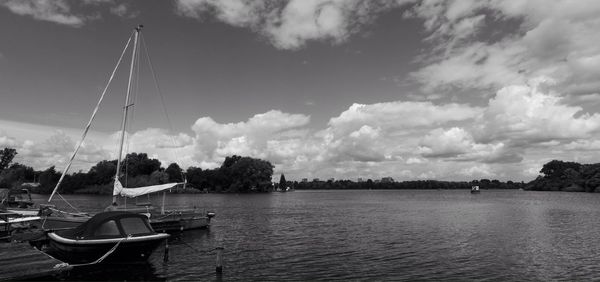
[471,185,480,193]
[47,211,168,264]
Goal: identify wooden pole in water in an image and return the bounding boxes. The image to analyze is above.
[161,191,166,215]
[163,240,169,263]
[215,246,224,274]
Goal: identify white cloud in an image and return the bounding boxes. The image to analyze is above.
[4,81,600,182]
[0,0,137,26]
[191,110,311,164]
[419,127,474,158]
[406,157,425,164]
[0,131,18,148]
[0,121,113,170]
[459,165,492,178]
[175,0,413,50]
[109,3,136,18]
[328,101,482,134]
[14,131,110,171]
[476,78,600,144]
[418,127,520,164]
[407,0,600,97]
[564,140,600,152]
[1,0,85,26]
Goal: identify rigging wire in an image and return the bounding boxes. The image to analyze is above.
[48,31,135,206]
[140,33,187,183]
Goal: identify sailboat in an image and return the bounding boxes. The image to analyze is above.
[44,25,214,232]
[0,188,37,216]
[0,209,41,242]
[44,26,170,264]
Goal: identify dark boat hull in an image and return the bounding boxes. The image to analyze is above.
[47,233,169,264]
[150,212,211,232]
[109,206,213,232]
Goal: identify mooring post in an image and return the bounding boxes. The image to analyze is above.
[163,240,169,263]
[215,246,224,274]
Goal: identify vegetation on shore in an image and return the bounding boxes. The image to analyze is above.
[525,160,600,192]
[5,147,593,194]
[0,147,274,194]
[292,179,523,190]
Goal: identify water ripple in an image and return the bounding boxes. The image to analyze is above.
[41,190,600,281]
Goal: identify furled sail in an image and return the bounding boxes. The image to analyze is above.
[113,180,179,198]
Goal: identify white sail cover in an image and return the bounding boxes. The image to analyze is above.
[113,180,179,198]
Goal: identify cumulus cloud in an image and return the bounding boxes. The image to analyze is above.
[180,101,486,180]
[4,82,600,182]
[174,0,412,50]
[0,0,137,26]
[314,100,482,167]
[458,165,492,178]
[4,84,600,181]
[0,131,18,148]
[328,101,481,134]
[476,78,600,144]
[191,110,311,163]
[8,131,111,171]
[407,0,600,97]
[419,127,474,158]
[418,127,521,164]
[413,77,600,167]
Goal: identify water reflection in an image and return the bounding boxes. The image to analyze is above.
[66,263,164,281]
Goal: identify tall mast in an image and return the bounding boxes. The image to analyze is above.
[113,25,143,205]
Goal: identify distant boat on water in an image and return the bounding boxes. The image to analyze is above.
[471,185,481,193]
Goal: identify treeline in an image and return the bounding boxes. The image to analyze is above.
[291,179,524,190]
[526,160,600,192]
[0,147,274,194]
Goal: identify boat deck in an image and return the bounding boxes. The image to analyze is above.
[0,242,72,281]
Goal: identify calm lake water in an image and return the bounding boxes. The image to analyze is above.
[33,190,600,281]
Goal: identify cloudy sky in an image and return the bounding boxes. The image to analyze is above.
[2,0,600,182]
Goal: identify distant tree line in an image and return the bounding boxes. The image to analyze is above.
[0,147,274,194]
[526,160,600,192]
[7,147,588,194]
[291,178,524,190]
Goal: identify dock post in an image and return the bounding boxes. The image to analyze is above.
[215,246,224,274]
[163,240,169,263]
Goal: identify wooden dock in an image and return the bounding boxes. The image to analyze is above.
[0,242,72,281]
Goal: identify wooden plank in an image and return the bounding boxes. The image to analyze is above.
[0,242,72,281]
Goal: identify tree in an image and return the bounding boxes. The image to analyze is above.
[222,155,242,169]
[150,170,169,184]
[219,156,274,192]
[0,147,17,172]
[279,174,287,189]
[122,153,161,177]
[165,163,183,182]
[540,160,581,178]
[0,163,34,188]
[186,166,204,189]
[38,166,61,193]
[88,160,117,185]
